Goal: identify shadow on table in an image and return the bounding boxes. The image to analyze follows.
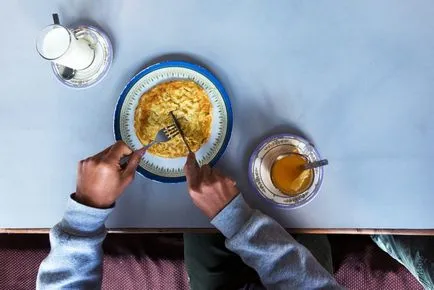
[135,52,233,95]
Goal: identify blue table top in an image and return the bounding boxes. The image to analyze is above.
[1,0,433,230]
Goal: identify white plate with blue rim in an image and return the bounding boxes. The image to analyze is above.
[113,61,233,183]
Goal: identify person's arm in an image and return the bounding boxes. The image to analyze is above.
[36,195,112,289]
[184,153,342,289]
[212,194,341,289]
[37,141,145,289]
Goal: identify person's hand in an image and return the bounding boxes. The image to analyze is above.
[184,153,239,219]
[75,141,146,208]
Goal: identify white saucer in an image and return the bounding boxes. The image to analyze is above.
[249,134,324,208]
[51,25,113,89]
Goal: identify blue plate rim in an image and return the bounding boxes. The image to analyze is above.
[113,60,233,183]
[248,133,324,209]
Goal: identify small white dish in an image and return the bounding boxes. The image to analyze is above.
[52,25,113,89]
[249,134,324,208]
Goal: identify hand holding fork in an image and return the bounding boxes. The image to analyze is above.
[120,124,180,166]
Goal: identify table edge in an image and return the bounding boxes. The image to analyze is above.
[1,228,433,235]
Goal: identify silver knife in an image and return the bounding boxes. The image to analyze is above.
[170,111,192,153]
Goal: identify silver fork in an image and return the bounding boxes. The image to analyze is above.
[120,124,179,166]
[144,124,179,149]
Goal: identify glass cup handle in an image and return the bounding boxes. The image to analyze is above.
[88,32,98,49]
[72,29,98,50]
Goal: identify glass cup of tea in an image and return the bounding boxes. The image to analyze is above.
[270,153,314,196]
[249,134,325,208]
[36,24,95,70]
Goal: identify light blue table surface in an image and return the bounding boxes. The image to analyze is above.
[1,0,433,229]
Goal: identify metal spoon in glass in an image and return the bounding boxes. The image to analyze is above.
[302,159,329,170]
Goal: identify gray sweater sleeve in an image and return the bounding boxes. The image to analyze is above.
[36,194,113,290]
[211,194,342,290]
[37,193,341,290]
